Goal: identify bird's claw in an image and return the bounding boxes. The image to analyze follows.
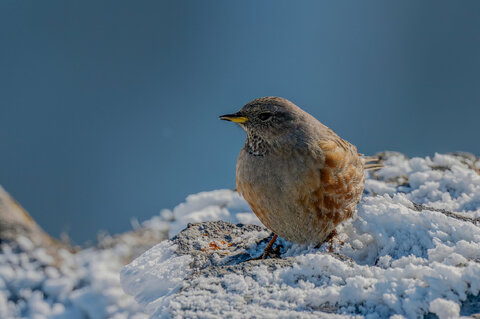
[246,234,280,261]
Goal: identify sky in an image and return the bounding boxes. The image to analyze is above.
[1,0,479,244]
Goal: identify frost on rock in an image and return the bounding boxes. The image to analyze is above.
[0,188,169,319]
[0,236,158,319]
[429,298,461,319]
[121,152,480,318]
[1,152,480,318]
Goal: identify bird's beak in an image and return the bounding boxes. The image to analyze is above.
[219,113,248,123]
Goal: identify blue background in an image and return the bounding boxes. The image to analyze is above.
[1,1,479,243]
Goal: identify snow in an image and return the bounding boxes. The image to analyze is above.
[429,298,461,319]
[0,240,149,319]
[1,152,480,318]
[121,153,480,318]
[120,241,192,316]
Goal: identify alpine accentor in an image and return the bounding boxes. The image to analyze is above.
[220,97,379,258]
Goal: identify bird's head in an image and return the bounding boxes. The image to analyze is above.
[219,97,303,142]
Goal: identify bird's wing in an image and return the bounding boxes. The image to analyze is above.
[317,137,365,203]
[295,136,365,233]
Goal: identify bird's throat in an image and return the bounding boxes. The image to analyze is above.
[245,133,269,156]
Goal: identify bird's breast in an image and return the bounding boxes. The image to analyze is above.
[236,149,316,236]
[236,149,308,197]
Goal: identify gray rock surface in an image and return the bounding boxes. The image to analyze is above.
[172,220,356,275]
[165,220,345,316]
[173,221,296,277]
[2,151,480,318]
[166,219,480,318]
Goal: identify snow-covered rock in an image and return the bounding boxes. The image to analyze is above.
[0,192,169,319]
[1,152,480,318]
[121,153,480,318]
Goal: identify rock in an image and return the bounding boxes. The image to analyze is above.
[3,151,480,318]
[0,185,169,266]
[0,186,68,262]
[122,152,480,318]
[171,221,354,279]
[121,220,359,318]
[0,185,164,318]
[173,221,296,276]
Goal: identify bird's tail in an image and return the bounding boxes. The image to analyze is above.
[362,155,384,171]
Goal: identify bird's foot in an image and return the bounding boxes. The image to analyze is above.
[315,229,344,252]
[247,234,280,260]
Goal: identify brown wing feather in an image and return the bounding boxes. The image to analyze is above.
[297,138,365,233]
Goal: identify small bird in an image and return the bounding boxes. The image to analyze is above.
[220,97,380,259]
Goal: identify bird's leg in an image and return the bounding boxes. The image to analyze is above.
[263,234,279,257]
[328,229,337,252]
[249,234,278,260]
[315,229,344,252]
[336,233,345,246]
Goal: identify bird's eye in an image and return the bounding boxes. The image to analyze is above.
[258,112,273,121]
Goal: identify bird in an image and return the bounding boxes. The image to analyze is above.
[220,97,381,259]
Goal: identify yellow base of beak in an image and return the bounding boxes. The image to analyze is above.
[219,116,248,123]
